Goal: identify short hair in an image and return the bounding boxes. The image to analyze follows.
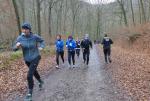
[56,34,61,39]
[104,34,107,37]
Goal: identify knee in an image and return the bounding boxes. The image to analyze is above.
[27,74,33,81]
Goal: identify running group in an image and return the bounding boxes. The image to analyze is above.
[13,22,113,100]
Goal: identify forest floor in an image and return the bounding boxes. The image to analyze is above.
[12,45,131,101]
[99,46,150,101]
[1,42,150,101]
[0,48,56,101]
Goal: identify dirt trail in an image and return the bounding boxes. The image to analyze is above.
[14,45,131,101]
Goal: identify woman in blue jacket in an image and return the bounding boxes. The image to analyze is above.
[55,34,64,69]
[66,35,76,68]
[13,22,45,100]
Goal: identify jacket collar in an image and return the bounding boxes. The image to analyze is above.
[21,32,32,37]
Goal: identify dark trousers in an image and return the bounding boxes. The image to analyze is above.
[56,51,64,65]
[25,56,41,90]
[76,49,80,57]
[83,50,90,65]
[103,48,111,63]
[68,50,75,65]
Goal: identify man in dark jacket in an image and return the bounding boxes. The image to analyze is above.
[81,34,92,66]
[101,34,113,63]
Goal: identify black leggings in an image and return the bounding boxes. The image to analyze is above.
[76,49,80,57]
[83,50,90,65]
[56,51,64,65]
[68,51,75,65]
[25,56,41,90]
[103,48,111,62]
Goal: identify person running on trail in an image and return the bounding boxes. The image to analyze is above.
[101,34,113,63]
[13,22,45,100]
[55,34,64,69]
[66,35,76,68]
[81,34,92,66]
[76,38,81,57]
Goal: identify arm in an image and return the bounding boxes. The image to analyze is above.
[80,41,84,48]
[13,36,21,51]
[74,41,76,48]
[35,34,45,49]
[90,40,93,48]
[110,39,113,44]
[66,40,68,48]
[62,41,64,48]
[101,38,104,45]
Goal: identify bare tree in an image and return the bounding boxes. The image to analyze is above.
[130,0,135,26]
[12,0,21,34]
[140,0,146,23]
[117,0,128,27]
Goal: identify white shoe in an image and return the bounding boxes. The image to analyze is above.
[56,65,59,69]
[73,65,76,68]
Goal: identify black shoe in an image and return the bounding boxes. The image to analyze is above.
[25,93,32,100]
[25,89,32,101]
[105,61,108,64]
[39,80,44,90]
[109,60,112,63]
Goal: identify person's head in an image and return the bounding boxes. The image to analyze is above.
[68,35,73,41]
[21,22,31,36]
[85,34,89,39]
[76,37,79,41]
[56,34,61,40]
[104,34,108,37]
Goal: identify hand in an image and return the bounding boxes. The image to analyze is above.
[38,47,43,50]
[16,42,21,48]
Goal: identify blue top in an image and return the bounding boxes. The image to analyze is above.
[66,39,76,51]
[101,37,113,49]
[55,39,64,52]
[13,33,45,62]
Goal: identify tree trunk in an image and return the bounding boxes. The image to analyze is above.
[140,0,146,23]
[37,0,41,36]
[130,0,135,26]
[117,0,128,27]
[48,4,52,37]
[12,0,21,34]
[138,0,142,24]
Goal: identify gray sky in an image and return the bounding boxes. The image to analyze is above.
[83,0,116,4]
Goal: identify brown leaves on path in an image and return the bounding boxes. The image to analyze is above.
[0,54,55,101]
[98,45,150,101]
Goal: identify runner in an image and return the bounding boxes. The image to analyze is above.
[101,34,113,63]
[55,34,64,69]
[13,22,45,100]
[76,38,81,58]
[66,35,76,68]
[81,34,92,66]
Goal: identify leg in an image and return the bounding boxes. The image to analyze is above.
[68,51,71,65]
[76,49,80,57]
[83,51,86,63]
[108,48,112,63]
[103,49,108,63]
[60,51,64,63]
[79,49,80,56]
[86,51,90,65]
[56,51,60,65]
[72,51,75,65]
[27,56,41,91]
